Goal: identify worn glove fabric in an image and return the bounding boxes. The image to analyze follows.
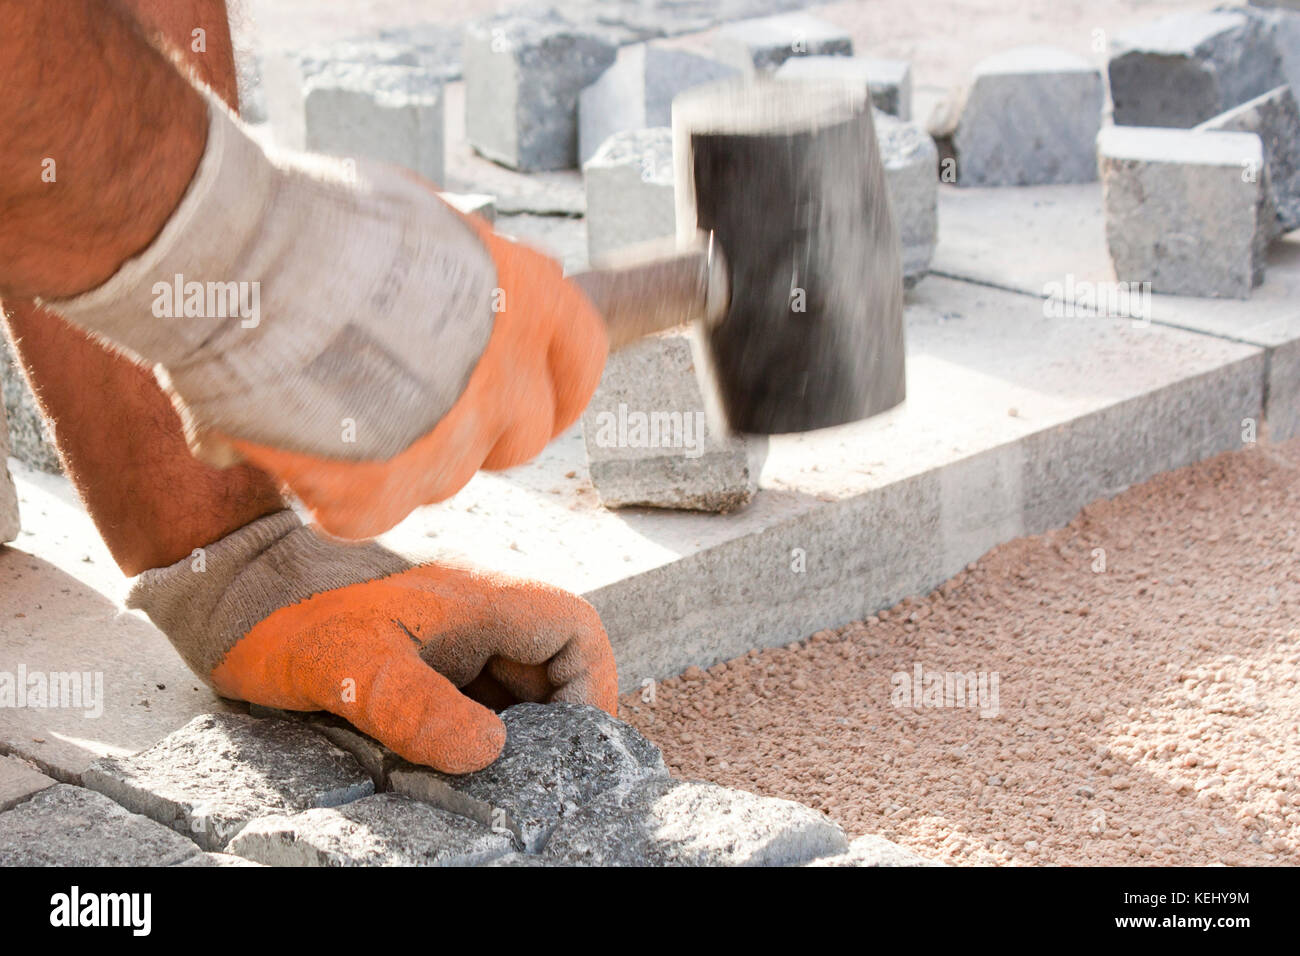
[46,92,607,539]
[128,509,618,773]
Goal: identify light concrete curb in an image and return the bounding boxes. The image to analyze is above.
[931,182,1300,442]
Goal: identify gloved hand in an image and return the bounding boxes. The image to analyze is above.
[129,510,618,773]
[45,92,606,540]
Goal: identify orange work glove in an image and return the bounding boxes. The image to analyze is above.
[128,511,618,773]
[46,95,606,540]
[226,218,607,540]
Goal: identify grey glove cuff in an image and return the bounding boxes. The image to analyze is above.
[127,510,410,679]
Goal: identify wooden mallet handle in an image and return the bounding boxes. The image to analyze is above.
[568,233,729,351]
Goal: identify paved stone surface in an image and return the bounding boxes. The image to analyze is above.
[579,43,738,164]
[542,775,847,865]
[303,61,445,185]
[1108,10,1286,128]
[82,713,373,851]
[0,754,54,811]
[776,54,912,119]
[582,332,764,512]
[806,833,945,866]
[583,127,675,261]
[227,793,513,866]
[173,851,264,866]
[304,714,402,790]
[952,45,1102,187]
[1099,126,1268,299]
[713,12,853,74]
[390,702,666,852]
[0,471,242,784]
[0,784,198,866]
[0,337,59,474]
[464,10,618,171]
[873,110,938,286]
[1197,84,1300,238]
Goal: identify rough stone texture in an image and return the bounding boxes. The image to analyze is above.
[0,337,60,474]
[582,333,765,512]
[0,784,198,866]
[578,43,739,164]
[227,793,513,866]
[259,38,450,151]
[1099,126,1269,299]
[1109,10,1286,128]
[543,776,847,865]
[486,852,559,866]
[173,851,264,866]
[82,713,373,851]
[1246,5,1300,97]
[873,110,939,287]
[305,714,402,790]
[1197,84,1300,238]
[0,402,20,543]
[583,127,675,261]
[390,702,666,852]
[806,833,945,866]
[713,12,853,74]
[952,45,1102,187]
[438,191,497,223]
[775,54,913,119]
[304,61,445,185]
[464,10,618,171]
[0,754,54,811]
[255,1,811,98]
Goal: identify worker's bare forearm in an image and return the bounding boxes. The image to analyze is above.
[0,0,208,299]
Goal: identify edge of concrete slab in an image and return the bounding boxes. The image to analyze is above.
[0,254,1275,735]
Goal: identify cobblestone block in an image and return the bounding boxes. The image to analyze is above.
[464,10,618,171]
[1197,84,1300,237]
[1109,10,1286,127]
[713,12,853,74]
[389,702,666,852]
[0,784,199,866]
[1099,126,1269,298]
[542,776,848,865]
[82,713,373,851]
[226,793,513,866]
[953,46,1103,186]
[776,54,912,119]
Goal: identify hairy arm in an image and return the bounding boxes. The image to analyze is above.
[0,0,209,299]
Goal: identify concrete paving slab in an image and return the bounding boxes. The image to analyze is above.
[0,753,54,810]
[378,275,1263,689]
[0,461,238,783]
[3,268,1267,706]
[931,182,1300,437]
